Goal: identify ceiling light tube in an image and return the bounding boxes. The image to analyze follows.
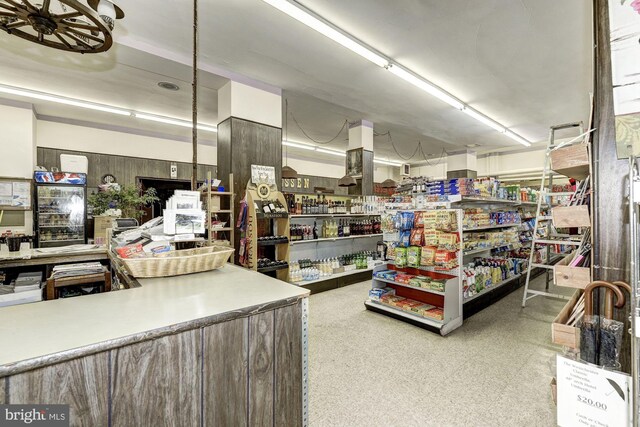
[463,107,505,133]
[261,0,388,68]
[0,84,131,116]
[315,147,346,157]
[283,140,316,151]
[504,130,531,147]
[387,64,464,110]
[135,113,217,132]
[374,159,402,166]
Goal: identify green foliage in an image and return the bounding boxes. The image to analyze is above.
[88,185,159,220]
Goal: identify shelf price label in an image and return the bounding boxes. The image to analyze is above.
[557,355,631,427]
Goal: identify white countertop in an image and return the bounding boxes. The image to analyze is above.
[0,264,308,373]
[0,245,106,261]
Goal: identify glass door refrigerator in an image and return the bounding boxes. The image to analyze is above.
[34,172,87,248]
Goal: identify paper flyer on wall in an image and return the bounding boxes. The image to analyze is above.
[11,182,30,207]
[0,182,11,206]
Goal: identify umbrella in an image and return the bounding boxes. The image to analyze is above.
[597,281,632,370]
[580,281,625,365]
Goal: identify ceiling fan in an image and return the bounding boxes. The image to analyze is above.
[0,0,124,53]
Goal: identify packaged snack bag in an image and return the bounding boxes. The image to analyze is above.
[395,247,407,267]
[407,246,421,267]
[399,230,411,247]
[414,211,424,228]
[420,246,437,265]
[410,228,424,246]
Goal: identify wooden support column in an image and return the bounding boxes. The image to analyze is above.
[347,120,374,195]
[593,0,631,372]
[216,80,282,262]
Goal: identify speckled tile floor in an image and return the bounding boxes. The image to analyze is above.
[307,275,568,427]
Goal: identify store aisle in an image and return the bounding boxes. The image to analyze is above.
[307,276,567,427]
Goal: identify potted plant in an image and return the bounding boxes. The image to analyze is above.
[89,184,159,221]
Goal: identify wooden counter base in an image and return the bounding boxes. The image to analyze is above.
[1,299,305,426]
[0,265,309,426]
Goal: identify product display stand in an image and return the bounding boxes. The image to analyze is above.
[522,122,592,307]
[242,181,290,282]
[365,208,463,336]
[202,171,234,247]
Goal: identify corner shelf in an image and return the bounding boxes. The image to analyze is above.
[203,172,234,248]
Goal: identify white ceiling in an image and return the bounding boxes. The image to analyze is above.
[0,0,593,163]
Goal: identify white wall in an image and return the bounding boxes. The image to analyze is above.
[409,148,546,179]
[0,103,36,235]
[374,165,400,182]
[0,104,36,178]
[286,156,344,178]
[410,162,447,179]
[477,148,546,176]
[37,120,217,165]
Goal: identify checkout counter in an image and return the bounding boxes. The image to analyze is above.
[0,258,309,426]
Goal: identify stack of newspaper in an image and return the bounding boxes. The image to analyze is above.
[51,262,104,279]
[0,271,43,307]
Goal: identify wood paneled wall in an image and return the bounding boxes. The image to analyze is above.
[3,300,305,427]
[217,117,282,261]
[37,147,217,191]
[593,0,631,372]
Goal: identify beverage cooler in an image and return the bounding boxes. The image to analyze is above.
[33,172,87,248]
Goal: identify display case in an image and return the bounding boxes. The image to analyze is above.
[240,180,290,282]
[34,172,87,248]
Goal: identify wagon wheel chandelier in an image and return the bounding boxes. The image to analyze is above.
[0,0,124,53]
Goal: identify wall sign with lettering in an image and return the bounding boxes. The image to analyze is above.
[251,165,276,185]
[281,178,310,190]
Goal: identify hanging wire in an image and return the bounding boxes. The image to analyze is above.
[290,112,348,145]
[419,143,447,167]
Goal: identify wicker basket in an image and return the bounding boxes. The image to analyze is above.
[120,245,235,278]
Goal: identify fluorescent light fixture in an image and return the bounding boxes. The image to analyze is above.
[134,113,217,133]
[315,147,346,157]
[283,140,316,151]
[261,0,388,68]
[463,108,505,133]
[504,131,531,147]
[0,84,131,116]
[387,64,464,110]
[374,159,403,166]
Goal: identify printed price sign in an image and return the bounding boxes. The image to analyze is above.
[251,165,276,185]
[557,355,631,427]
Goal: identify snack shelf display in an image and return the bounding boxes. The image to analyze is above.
[365,208,464,335]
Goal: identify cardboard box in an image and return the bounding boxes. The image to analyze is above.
[552,205,590,228]
[554,265,591,289]
[209,195,221,211]
[551,289,581,349]
[94,215,117,245]
[549,143,590,180]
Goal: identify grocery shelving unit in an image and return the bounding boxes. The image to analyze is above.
[365,208,464,335]
[202,172,234,247]
[290,234,382,245]
[289,211,383,292]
